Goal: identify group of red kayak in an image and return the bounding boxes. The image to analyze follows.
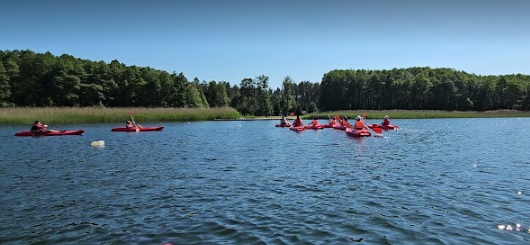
[275,114,399,137]
[14,119,164,137]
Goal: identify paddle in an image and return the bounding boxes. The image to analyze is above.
[128,111,140,132]
[371,126,383,137]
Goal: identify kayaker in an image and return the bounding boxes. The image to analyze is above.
[293,115,303,127]
[328,115,336,125]
[354,115,369,130]
[31,121,59,133]
[280,115,290,126]
[308,116,319,125]
[380,115,390,126]
[30,121,45,132]
[126,120,135,128]
[341,116,352,128]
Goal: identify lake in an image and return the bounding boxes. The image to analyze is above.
[1,118,529,244]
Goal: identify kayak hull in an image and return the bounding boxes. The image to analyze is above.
[111,126,164,132]
[14,130,84,137]
[275,123,292,127]
[289,126,304,132]
[304,124,324,130]
[332,124,347,130]
[323,124,333,128]
[369,124,399,130]
[345,128,371,137]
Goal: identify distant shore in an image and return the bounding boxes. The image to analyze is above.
[1,107,529,125]
[242,109,530,121]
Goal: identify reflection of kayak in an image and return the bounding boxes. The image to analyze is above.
[368,124,399,130]
[275,123,292,127]
[304,124,324,130]
[111,126,164,132]
[15,129,84,137]
[345,128,371,137]
[289,126,304,132]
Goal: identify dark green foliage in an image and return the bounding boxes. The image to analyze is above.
[319,67,530,111]
[2,50,530,112]
[0,62,12,107]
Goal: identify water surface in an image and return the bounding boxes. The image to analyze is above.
[1,118,529,244]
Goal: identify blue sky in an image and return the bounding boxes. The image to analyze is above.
[2,0,529,89]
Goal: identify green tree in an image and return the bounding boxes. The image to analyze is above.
[255,75,272,116]
[281,76,296,115]
[0,63,12,107]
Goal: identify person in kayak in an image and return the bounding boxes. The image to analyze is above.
[341,116,352,128]
[293,115,303,127]
[31,121,59,133]
[328,115,336,125]
[31,121,45,132]
[308,116,319,125]
[354,115,369,130]
[126,120,134,128]
[280,115,291,126]
[380,115,390,126]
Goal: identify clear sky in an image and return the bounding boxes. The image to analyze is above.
[2,0,529,89]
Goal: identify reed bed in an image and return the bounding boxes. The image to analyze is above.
[307,110,530,120]
[0,107,241,125]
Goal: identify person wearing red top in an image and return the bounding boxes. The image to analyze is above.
[341,116,352,128]
[381,115,390,126]
[293,115,303,127]
[354,116,369,130]
[309,116,319,125]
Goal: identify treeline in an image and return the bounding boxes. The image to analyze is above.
[320,68,530,111]
[1,50,530,114]
[0,50,320,115]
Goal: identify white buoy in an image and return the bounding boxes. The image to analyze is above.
[90,140,105,147]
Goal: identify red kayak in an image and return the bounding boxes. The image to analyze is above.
[304,124,324,130]
[345,128,371,137]
[323,123,333,128]
[15,129,84,137]
[289,126,304,132]
[275,123,292,127]
[368,124,399,130]
[111,126,164,132]
[332,124,347,130]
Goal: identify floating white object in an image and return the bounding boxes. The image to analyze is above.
[90,140,105,147]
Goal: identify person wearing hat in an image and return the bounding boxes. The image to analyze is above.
[354,115,369,130]
[380,115,390,126]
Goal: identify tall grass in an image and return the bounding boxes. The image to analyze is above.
[307,110,530,120]
[0,107,241,125]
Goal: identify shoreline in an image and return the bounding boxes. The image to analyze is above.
[1,108,530,125]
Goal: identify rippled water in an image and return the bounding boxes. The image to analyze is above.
[1,118,530,244]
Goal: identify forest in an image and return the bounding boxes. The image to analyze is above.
[1,50,530,114]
